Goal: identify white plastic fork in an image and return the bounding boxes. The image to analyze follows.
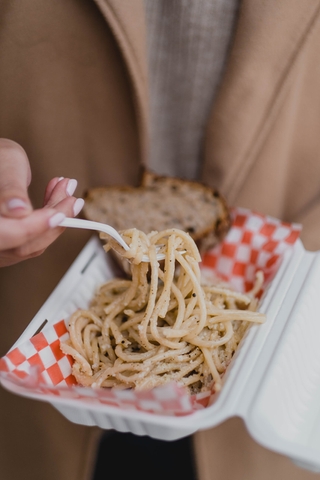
[59,217,166,262]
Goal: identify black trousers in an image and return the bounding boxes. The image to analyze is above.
[93,431,197,480]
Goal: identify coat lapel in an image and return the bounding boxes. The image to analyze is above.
[93,0,150,164]
[202,0,320,204]
[93,0,320,198]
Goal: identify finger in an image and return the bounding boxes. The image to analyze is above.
[43,176,65,205]
[0,139,33,218]
[45,178,78,208]
[0,210,64,267]
[0,209,66,251]
[9,196,84,258]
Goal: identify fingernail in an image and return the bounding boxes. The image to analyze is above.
[49,212,66,228]
[66,179,77,196]
[73,198,84,216]
[6,198,29,211]
[58,177,64,181]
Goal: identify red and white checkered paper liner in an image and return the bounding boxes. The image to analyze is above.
[201,207,301,294]
[0,207,301,416]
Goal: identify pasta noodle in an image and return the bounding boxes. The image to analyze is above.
[60,228,266,394]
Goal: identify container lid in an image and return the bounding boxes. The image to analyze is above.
[240,248,320,471]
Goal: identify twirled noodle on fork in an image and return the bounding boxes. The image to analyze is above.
[60,228,266,394]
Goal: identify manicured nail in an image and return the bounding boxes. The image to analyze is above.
[49,212,66,228]
[6,198,29,211]
[73,198,84,216]
[66,179,77,196]
[58,177,64,181]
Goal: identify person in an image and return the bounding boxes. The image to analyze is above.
[1,1,320,479]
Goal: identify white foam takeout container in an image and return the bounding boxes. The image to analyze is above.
[2,234,320,472]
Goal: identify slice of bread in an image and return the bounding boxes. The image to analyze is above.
[83,171,231,254]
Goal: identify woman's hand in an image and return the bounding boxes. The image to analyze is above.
[0,139,84,267]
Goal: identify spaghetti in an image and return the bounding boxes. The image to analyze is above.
[60,228,266,394]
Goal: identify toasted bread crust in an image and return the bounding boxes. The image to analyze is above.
[83,171,231,253]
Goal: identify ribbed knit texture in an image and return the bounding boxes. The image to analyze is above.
[144,0,238,180]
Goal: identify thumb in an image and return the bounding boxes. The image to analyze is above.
[0,139,33,218]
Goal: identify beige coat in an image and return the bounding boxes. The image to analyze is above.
[1,1,320,479]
